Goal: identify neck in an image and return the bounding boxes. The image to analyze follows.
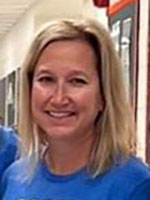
[44,132,95,175]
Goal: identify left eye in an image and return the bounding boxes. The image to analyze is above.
[70,78,87,85]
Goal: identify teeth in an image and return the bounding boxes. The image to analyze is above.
[47,111,73,118]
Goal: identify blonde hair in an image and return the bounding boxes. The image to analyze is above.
[18,18,135,178]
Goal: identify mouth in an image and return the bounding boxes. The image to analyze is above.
[45,111,76,119]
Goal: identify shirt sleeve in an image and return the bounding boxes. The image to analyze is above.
[0,126,18,181]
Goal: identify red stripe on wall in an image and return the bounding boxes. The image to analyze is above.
[107,0,137,16]
[93,0,109,7]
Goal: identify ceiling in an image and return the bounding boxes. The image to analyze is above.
[0,0,38,42]
[0,0,101,44]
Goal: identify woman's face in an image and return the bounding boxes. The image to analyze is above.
[31,39,103,141]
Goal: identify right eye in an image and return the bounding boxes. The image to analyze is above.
[38,76,54,83]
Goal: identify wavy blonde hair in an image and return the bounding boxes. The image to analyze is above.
[18,18,135,178]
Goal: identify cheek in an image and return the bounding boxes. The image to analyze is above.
[75,88,101,111]
[31,85,48,111]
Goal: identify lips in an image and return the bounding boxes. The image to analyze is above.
[45,111,76,118]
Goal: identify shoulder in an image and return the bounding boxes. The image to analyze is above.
[105,156,150,199]
[0,158,41,197]
[0,159,24,198]
[2,157,40,183]
[129,178,150,200]
[2,159,27,180]
[112,155,150,178]
[0,158,31,191]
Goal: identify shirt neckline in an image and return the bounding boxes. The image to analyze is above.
[39,160,87,182]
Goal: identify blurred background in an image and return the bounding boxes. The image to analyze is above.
[0,0,149,162]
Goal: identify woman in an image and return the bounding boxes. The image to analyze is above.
[1,18,150,200]
[0,125,17,181]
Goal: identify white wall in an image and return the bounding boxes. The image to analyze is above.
[0,0,109,79]
[95,7,108,29]
[136,0,149,160]
[0,0,95,79]
[32,0,97,35]
[0,13,34,78]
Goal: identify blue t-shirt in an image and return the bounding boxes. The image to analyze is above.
[130,179,150,200]
[1,156,150,200]
[0,126,17,181]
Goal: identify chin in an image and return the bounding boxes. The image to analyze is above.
[43,127,77,141]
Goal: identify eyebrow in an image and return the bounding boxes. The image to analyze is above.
[67,69,88,77]
[34,69,53,76]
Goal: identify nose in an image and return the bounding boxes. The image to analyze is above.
[50,83,69,107]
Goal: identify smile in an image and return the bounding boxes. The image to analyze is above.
[45,111,75,118]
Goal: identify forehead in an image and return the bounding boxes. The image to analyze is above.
[40,39,95,56]
[33,39,99,78]
[36,39,97,65]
